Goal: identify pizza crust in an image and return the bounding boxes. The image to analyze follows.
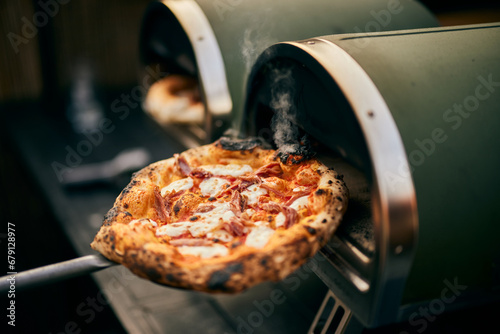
[91,140,348,293]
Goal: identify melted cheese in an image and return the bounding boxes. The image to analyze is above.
[199,164,252,177]
[156,201,236,238]
[293,186,308,193]
[253,220,270,227]
[274,212,286,228]
[206,230,234,243]
[189,219,224,237]
[177,244,229,258]
[289,195,309,211]
[241,184,268,205]
[245,226,275,248]
[245,208,255,216]
[156,221,192,237]
[199,177,230,197]
[161,177,193,196]
[189,202,235,237]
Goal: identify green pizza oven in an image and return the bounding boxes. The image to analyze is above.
[243,23,500,328]
[139,0,438,143]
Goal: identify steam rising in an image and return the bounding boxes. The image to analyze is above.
[240,16,277,74]
[269,67,313,163]
[270,69,299,154]
[238,13,313,163]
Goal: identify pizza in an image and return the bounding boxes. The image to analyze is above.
[91,138,348,293]
[142,74,204,124]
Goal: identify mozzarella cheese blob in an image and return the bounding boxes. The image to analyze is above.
[198,164,252,177]
[190,202,234,236]
[241,184,268,205]
[156,221,191,237]
[274,212,286,228]
[290,195,309,211]
[161,178,194,196]
[245,225,275,249]
[153,162,314,258]
[199,177,230,197]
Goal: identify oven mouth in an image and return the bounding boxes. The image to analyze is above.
[243,60,376,296]
[139,0,232,146]
[244,108,375,296]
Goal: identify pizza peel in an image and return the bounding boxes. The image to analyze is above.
[0,254,117,293]
[0,149,150,293]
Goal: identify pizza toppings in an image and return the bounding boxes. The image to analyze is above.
[175,153,192,177]
[196,204,215,213]
[189,205,235,237]
[155,155,326,254]
[229,190,245,216]
[199,177,230,197]
[148,160,317,258]
[154,187,170,224]
[222,219,246,237]
[259,202,281,214]
[255,162,283,178]
[280,206,299,228]
[241,184,268,205]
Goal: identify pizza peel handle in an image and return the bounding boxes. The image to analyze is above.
[0,254,117,293]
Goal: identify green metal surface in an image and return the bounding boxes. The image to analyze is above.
[193,0,439,133]
[320,23,500,303]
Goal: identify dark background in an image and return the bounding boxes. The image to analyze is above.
[1,1,500,333]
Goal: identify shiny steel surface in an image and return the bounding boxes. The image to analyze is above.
[0,254,116,293]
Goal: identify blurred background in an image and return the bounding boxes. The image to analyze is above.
[1,1,500,333]
[2,1,500,105]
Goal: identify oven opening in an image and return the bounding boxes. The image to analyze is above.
[139,3,208,148]
[245,56,377,295]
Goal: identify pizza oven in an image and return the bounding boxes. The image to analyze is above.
[138,0,439,145]
[242,23,500,330]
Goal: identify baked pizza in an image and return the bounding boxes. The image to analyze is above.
[142,75,204,125]
[91,138,348,293]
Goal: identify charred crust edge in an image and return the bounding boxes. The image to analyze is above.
[207,262,244,291]
[217,136,270,151]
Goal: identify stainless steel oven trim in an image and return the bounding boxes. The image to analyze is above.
[278,38,419,325]
[161,0,232,117]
